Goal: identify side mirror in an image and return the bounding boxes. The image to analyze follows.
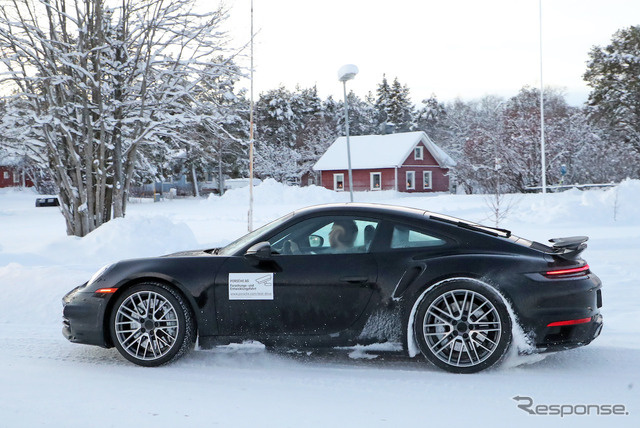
[309,235,324,248]
[245,241,272,260]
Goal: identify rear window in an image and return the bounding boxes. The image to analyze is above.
[391,225,446,249]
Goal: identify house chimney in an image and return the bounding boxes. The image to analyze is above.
[379,122,396,135]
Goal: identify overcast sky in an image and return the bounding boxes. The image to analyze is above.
[220,0,640,106]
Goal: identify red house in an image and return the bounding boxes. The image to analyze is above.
[0,157,34,188]
[313,131,455,193]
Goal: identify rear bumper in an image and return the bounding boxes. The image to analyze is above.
[509,272,603,351]
[62,284,110,348]
[535,313,603,352]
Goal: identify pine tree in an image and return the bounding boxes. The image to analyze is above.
[254,85,329,182]
[387,78,414,132]
[374,75,414,132]
[335,92,377,137]
[584,25,640,156]
[415,95,447,137]
[375,74,392,126]
[255,86,302,149]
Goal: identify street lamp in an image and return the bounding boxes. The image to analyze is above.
[338,64,358,203]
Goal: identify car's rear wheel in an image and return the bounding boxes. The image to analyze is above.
[413,280,512,373]
[109,282,195,366]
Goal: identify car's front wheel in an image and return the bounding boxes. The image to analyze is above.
[109,282,195,366]
[413,280,512,373]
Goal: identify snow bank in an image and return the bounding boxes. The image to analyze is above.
[44,216,198,268]
[208,178,344,207]
[509,179,640,228]
[0,213,198,325]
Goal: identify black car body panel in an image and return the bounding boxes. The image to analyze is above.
[63,203,603,365]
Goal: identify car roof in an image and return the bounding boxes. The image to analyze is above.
[290,203,512,239]
[290,203,428,219]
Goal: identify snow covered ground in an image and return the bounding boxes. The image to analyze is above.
[1,180,639,427]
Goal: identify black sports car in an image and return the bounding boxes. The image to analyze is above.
[62,203,603,373]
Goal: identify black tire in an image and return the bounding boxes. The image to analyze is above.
[109,282,196,367]
[412,280,512,373]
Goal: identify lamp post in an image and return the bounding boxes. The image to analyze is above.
[539,0,547,194]
[338,64,358,203]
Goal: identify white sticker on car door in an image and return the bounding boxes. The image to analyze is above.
[228,273,274,300]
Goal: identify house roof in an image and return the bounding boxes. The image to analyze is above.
[0,154,21,168]
[312,131,456,171]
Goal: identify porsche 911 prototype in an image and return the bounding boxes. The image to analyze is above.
[63,203,603,373]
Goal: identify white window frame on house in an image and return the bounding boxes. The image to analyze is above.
[370,172,382,191]
[333,173,345,191]
[3,171,9,180]
[423,171,433,190]
[406,171,415,190]
[414,146,424,160]
[13,171,19,184]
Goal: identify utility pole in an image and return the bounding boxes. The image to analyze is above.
[248,0,255,231]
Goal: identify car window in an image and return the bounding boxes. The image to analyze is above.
[218,212,294,255]
[269,216,379,255]
[391,225,446,249]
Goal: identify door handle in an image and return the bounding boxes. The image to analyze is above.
[340,276,368,284]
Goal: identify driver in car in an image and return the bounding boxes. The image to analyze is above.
[329,219,358,252]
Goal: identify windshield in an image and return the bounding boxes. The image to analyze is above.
[217,212,295,256]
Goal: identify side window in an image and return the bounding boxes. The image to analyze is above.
[269,216,379,255]
[423,171,433,189]
[370,172,381,190]
[406,171,415,190]
[391,225,446,249]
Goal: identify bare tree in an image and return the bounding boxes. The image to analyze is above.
[0,0,234,236]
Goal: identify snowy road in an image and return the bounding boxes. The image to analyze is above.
[1,181,639,427]
[1,324,638,428]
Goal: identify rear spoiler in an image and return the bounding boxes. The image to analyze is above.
[548,236,588,260]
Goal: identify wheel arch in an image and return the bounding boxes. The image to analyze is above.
[102,276,199,348]
[404,275,516,359]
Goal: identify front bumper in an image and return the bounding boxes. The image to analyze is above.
[62,284,111,348]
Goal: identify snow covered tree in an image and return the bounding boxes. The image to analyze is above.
[558,109,640,185]
[438,96,507,194]
[374,74,392,126]
[584,26,640,156]
[296,98,340,183]
[387,77,414,132]
[334,92,377,137]
[500,87,572,191]
[0,0,234,236]
[373,75,413,132]
[254,85,331,182]
[414,94,448,143]
[254,86,303,181]
[435,89,600,194]
[188,62,250,195]
[255,86,303,150]
[254,143,301,183]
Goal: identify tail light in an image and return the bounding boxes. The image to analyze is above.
[547,317,592,327]
[545,264,590,278]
